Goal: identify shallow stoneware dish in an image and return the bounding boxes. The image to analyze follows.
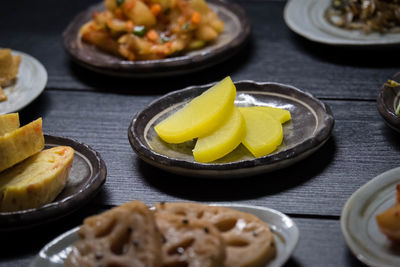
[128,80,334,178]
[284,0,400,46]
[377,72,400,133]
[30,204,299,267]
[0,135,107,231]
[341,167,400,267]
[0,50,47,114]
[63,0,250,77]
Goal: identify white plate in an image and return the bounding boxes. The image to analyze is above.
[341,167,400,267]
[284,0,400,46]
[30,204,299,267]
[0,50,47,114]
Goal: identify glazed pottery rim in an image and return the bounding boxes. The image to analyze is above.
[30,203,299,267]
[377,72,400,132]
[128,80,335,177]
[62,0,251,76]
[341,166,400,267]
[0,134,107,230]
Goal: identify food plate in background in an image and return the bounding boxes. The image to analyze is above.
[377,72,400,133]
[0,50,47,114]
[0,135,107,231]
[63,0,250,77]
[30,204,299,267]
[128,81,334,178]
[284,0,400,46]
[341,167,400,267]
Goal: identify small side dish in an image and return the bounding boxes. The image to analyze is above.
[80,0,224,61]
[0,49,21,102]
[66,201,276,267]
[0,113,74,212]
[325,0,400,33]
[154,77,291,163]
[385,79,400,117]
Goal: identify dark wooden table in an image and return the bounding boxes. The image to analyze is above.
[1,0,399,266]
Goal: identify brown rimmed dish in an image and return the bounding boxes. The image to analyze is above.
[0,135,107,231]
[128,80,335,178]
[63,0,251,77]
[377,72,400,133]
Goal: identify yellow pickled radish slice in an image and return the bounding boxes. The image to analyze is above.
[193,107,245,163]
[247,106,291,124]
[239,108,283,157]
[154,76,236,143]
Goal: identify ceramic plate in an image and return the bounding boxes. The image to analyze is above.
[0,135,107,231]
[128,81,334,178]
[341,167,400,267]
[63,0,250,77]
[284,0,400,46]
[377,72,400,133]
[30,204,299,267]
[0,50,47,114]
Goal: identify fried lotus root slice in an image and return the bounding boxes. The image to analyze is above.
[155,213,226,267]
[66,200,162,267]
[154,202,276,267]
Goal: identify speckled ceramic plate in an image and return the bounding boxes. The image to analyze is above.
[284,0,400,46]
[63,0,250,77]
[0,135,107,231]
[0,50,47,114]
[341,167,400,267]
[128,81,334,178]
[30,204,299,267]
[377,72,400,133]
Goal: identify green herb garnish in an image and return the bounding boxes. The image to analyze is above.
[116,0,125,6]
[133,26,147,37]
[182,22,190,31]
[160,32,170,43]
[188,40,205,50]
[385,80,400,87]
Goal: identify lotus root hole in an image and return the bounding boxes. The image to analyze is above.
[196,210,204,219]
[110,228,131,255]
[227,239,249,247]
[215,218,237,232]
[167,238,195,255]
[175,210,187,216]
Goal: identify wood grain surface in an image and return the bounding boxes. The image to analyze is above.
[0,0,399,266]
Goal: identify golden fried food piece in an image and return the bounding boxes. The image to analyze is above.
[0,87,7,102]
[0,146,74,212]
[66,200,163,267]
[154,202,276,267]
[0,49,20,87]
[156,212,226,267]
[377,184,400,242]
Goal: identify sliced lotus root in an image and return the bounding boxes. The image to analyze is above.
[154,202,276,267]
[66,200,162,267]
[155,212,226,267]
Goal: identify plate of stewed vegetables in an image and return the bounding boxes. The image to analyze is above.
[63,0,250,77]
[128,77,335,178]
